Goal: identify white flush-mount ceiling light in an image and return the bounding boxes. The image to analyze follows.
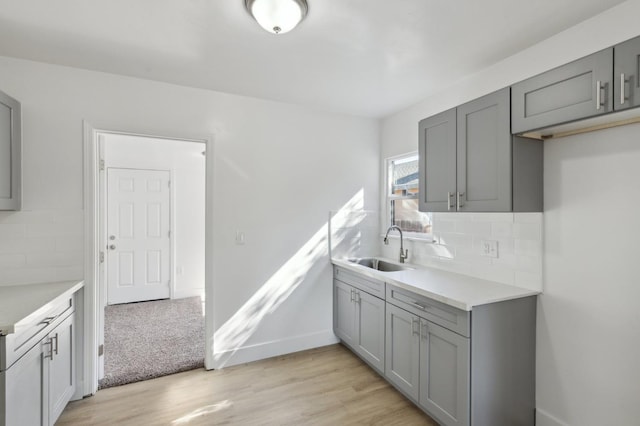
[245,0,308,35]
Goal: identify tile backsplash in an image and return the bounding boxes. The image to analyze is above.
[381,212,543,291]
[0,209,84,286]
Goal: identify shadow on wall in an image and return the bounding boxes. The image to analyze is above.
[212,189,370,368]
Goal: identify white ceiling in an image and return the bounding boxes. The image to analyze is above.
[0,0,627,117]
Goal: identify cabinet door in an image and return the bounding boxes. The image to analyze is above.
[334,280,356,347]
[48,314,75,426]
[511,48,613,134]
[385,303,420,401]
[0,90,21,211]
[354,291,385,374]
[614,36,640,111]
[419,320,470,426]
[418,108,456,212]
[4,338,48,426]
[457,88,512,212]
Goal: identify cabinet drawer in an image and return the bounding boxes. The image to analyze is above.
[334,266,384,299]
[0,294,74,371]
[386,285,469,337]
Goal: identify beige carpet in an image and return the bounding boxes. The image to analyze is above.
[99,296,205,389]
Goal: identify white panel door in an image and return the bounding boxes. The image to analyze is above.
[107,168,171,304]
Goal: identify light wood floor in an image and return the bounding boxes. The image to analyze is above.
[57,344,436,425]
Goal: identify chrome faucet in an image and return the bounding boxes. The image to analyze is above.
[384,225,409,263]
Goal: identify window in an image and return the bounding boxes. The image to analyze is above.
[386,153,432,239]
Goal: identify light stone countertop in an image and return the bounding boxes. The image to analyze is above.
[331,258,540,311]
[0,280,84,335]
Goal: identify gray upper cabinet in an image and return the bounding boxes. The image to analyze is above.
[457,89,512,212]
[0,90,21,211]
[614,36,640,111]
[419,88,540,213]
[511,48,613,134]
[418,108,456,212]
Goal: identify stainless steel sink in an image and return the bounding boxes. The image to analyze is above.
[348,257,414,272]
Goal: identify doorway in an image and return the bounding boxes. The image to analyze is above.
[83,126,213,394]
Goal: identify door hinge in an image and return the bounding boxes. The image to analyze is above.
[99,251,104,263]
[168,230,171,238]
[99,159,105,171]
[168,180,171,188]
[98,344,104,356]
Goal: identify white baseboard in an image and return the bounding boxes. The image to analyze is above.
[536,409,570,426]
[213,330,339,369]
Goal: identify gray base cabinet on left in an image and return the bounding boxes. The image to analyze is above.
[0,292,77,426]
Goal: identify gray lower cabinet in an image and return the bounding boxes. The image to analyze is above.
[334,270,385,374]
[419,88,542,213]
[0,89,21,211]
[614,36,640,111]
[511,48,613,134]
[0,307,76,426]
[385,302,469,426]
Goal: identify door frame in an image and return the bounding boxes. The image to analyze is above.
[83,122,216,396]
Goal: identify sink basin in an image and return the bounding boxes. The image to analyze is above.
[348,257,413,272]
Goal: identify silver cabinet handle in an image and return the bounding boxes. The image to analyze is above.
[596,80,607,110]
[350,289,354,303]
[412,317,420,336]
[44,338,53,359]
[621,73,628,105]
[446,192,453,211]
[457,192,465,209]
[40,316,57,325]
[420,321,429,341]
[53,333,59,355]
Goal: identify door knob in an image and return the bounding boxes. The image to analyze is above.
[109,235,116,240]
[109,245,116,250]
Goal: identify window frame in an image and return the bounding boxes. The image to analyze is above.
[384,152,432,241]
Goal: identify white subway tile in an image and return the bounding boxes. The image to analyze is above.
[516,255,543,274]
[55,236,84,252]
[434,220,456,233]
[514,223,542,241]
[0,238,56,254]
[27,251,83,268]
[492,253,517,268]
[514,212,543,224]
[0,224,26,239]
[0,254,27,268]
[438,232,473,249]
[473,264,515,286]
[432,213,461,222]
[471,213,514,223]
[515,239,543,256]
[457,221,491,237]
[515,271,543,292]
[491,222,513,238]
[27,222,83,238]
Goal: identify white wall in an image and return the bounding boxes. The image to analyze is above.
[380,1,640,424]
[103,133,205,300]
[0,56,379,368]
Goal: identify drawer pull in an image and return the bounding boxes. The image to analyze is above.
[411,301,429,311]
[420,321,429,341]
[40,315,57,325]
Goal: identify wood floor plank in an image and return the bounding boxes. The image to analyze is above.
[57,344,436,425]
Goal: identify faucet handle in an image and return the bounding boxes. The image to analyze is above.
[400,248,409,263]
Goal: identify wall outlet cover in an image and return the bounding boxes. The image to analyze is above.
[481,240,499,258]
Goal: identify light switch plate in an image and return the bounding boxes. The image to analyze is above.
[481,240,499,258]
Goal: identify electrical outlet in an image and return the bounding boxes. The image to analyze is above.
[235,231,245,245]
[481,240,499,258]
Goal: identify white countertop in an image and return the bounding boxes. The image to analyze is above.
[332,258,539,311]
[0,280,84,335]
